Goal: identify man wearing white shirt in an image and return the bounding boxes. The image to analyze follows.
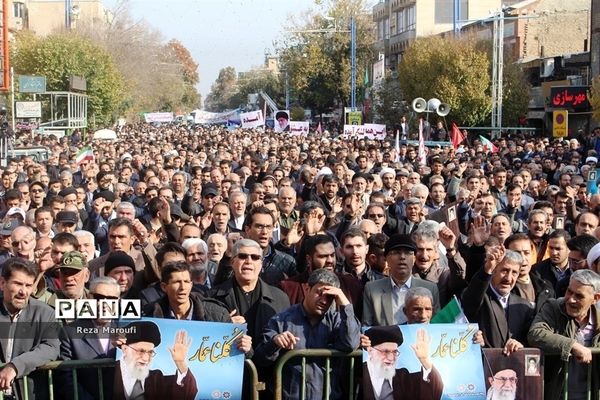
[462,247,535,352]
[228,191,246,230]
[362,234,440,326]
[59,276,121,400]
[362,325,443,400]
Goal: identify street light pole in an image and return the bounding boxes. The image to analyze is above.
[65,0,72,29]
[350,16,357,110]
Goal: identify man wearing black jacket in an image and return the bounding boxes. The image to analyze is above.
[504,234,555,314]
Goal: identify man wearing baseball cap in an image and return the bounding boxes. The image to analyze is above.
[47,251,90,312]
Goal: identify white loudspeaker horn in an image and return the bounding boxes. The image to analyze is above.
[436,103,450,116]
[412,98,427,113]
[427,98,441,112]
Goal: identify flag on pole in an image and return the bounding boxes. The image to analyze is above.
[395,129,400,162]
[75,146,93,165]
[479,135,498,154]
[316,122,322,134]
[450,122,465,149]
[418,119,427,165]
[430,296,469,324]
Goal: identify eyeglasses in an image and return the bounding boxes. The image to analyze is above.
[568,258,586,266]
[125,345,156,358]
[252,224,273,231]
[494,377,518,384]
[236,253,261,261]
[368,214,385,219]
[92,293,120,300]
[372,347,400,358]
[31,189,44,193]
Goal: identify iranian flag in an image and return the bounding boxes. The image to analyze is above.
[76,146,93,164]
[430,296,469,324]
[479,135,498,154]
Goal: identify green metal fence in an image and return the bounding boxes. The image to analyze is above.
[0,359,261,400]
[0,348,598,400]
[272,349,362,400]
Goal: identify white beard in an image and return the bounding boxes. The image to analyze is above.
[124,355,150,382]
[369,360,396,381]
[487,387,516,400]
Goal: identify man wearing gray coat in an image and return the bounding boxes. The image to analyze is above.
[0,258,60,399]
[363,234,440,326]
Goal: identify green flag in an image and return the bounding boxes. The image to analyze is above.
[430,296,469,324]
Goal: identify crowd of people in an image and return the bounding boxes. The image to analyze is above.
[0,121,599,399]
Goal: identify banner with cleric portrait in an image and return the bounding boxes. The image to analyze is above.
[362,324,486,400]
[482,348,543,400]
[113,318,246,400]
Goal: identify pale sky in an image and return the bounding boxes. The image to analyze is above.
[104,0,319,99]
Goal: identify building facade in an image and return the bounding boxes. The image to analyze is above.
[9,0,105,35]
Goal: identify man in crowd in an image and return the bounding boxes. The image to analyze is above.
[528,270,600,400]
[255,269,360,399]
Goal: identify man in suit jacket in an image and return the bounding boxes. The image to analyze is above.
[462,247,534,350]
[363,234,440,326]
[362,325,443,400]
[60,277,121,400]
[0,258,60,400]
[113,321,197,400]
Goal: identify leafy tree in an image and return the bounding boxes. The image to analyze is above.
[398,36,491,126]
[75,3,201,117]
[11,32,125,126]
[226,68,284,111]
[290,106,306,120]
[372,75,408,127]
[277,0,375,119]
[204,67,237,111]
[590,77,600,122]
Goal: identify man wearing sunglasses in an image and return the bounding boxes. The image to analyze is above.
[59,276,121,400]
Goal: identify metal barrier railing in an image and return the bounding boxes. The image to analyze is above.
[0,358,261,400]
[555,347,600,400]
[0,348,597,400]
[272,349,362,400]
[271,348,600,400]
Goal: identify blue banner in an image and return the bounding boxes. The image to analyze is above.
[363,324,486,400]
[114,318,246,400]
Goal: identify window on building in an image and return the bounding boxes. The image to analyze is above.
[383,18,389,39]
[407,6,416,30]
[397,9,405,33]
[13,2,25,19]
[378,20,384,40]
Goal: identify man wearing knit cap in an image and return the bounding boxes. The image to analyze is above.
[105,250,137,298]
[114,320,198,400]
[362,325,443,400]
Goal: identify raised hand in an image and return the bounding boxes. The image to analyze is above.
[168,330,192,374]
[438,226,456,250]
[470,216,490,246]
[411,328,432,370]
[484,245,505,275]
